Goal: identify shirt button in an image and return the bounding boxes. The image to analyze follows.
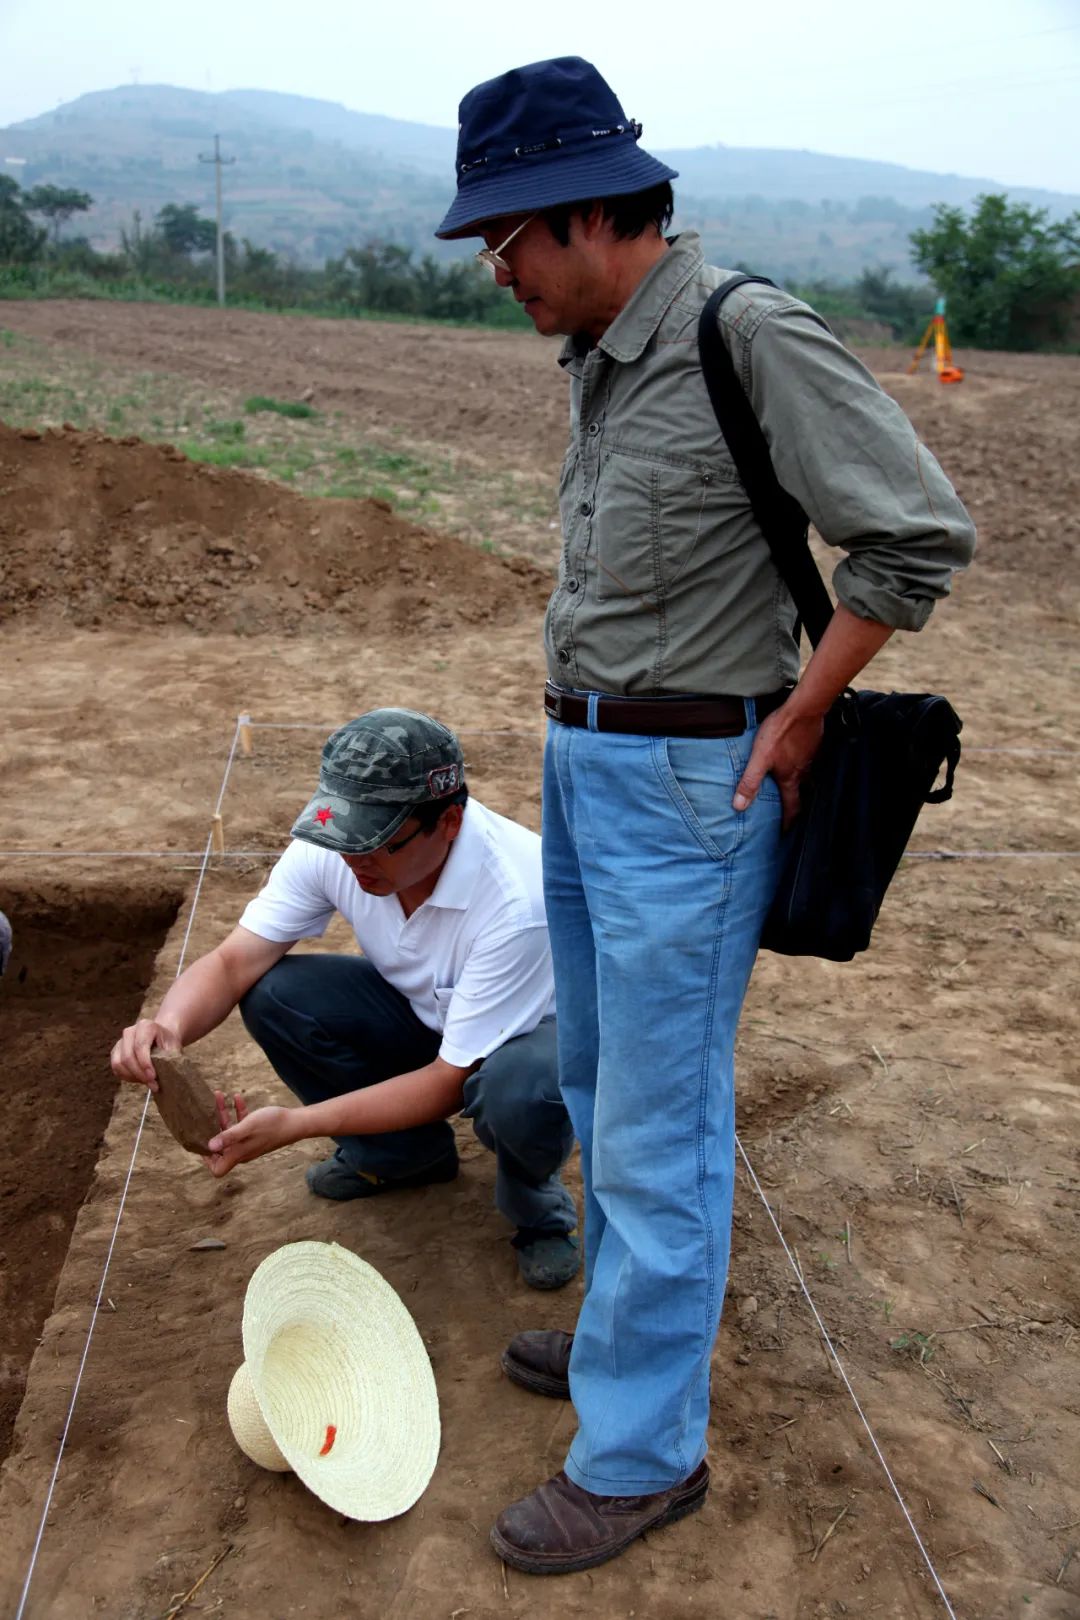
[580,499,593,517]
[566,578,579,592]
[557,649,570,664]
[587,422,600,437]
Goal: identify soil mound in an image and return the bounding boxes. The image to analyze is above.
[0,423,550,634]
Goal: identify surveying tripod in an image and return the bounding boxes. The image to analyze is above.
[908,296,964,384]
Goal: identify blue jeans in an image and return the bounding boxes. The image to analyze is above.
[542,706,783,1493]
[240,955,576,1237]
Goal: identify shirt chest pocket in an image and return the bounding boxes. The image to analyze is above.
[592,450,716,605]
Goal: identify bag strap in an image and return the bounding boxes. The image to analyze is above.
[698,276,834,648]
[925,754,959,805]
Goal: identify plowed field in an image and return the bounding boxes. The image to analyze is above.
[0,298,1077,1620]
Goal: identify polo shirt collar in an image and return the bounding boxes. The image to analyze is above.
[559,230,705,371]
[425,798,484,911]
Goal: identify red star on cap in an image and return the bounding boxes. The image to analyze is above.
[314,806,334,826]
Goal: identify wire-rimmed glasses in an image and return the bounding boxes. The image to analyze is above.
[475,213,537,276]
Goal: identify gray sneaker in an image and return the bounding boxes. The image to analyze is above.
[305,1148,459,1201]
[512,1229,581,1290]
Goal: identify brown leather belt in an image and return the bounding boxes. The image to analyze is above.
[544,681,789,738]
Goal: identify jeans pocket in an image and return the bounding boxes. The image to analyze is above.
[652,735,745,862]
[724,727,782,804]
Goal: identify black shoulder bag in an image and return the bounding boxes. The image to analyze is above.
[698,276,962,961]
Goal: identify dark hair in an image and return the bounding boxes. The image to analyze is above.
[543,182,674,247]
[412,784,469,833]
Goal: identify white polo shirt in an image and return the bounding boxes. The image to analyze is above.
[238,799,555,1068]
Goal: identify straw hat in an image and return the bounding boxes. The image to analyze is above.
[227,1240,440,1520]
[227,1363,290,1471]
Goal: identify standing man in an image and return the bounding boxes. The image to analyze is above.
[110,708,580,1290]
[437,58,975,1571]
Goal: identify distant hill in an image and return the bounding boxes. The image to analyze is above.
[4,84,1079,284]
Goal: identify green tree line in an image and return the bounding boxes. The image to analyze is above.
[0,184,528,327]
[911,194,1080,350]
[1,178,1077,348]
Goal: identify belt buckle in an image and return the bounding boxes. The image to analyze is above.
[545,686,564,721]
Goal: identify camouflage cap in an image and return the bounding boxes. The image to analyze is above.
[291,709,466,854]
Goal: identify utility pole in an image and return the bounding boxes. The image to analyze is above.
[198,134,235,308]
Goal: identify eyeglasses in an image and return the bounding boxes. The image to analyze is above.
[476,213,537,276]
[381,821,426,856]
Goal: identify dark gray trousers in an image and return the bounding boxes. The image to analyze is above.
[239,954,576,1236]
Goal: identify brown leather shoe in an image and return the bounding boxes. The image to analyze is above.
[501,1329,573,1399]
[490,1461,709,1574]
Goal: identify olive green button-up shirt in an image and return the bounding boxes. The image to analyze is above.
[544,231,975,697]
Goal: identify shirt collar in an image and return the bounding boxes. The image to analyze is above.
[559,230,705,371]
[425,798,484,911]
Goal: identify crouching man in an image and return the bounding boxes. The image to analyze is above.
[110,707,580,1290]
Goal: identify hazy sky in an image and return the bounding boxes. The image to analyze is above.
[2,0,1079,194]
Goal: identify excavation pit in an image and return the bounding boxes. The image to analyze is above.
[0,878,181,1463]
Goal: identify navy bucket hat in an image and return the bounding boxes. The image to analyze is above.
[435,56,678,239]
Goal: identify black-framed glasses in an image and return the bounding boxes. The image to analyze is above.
[380,821,426,856]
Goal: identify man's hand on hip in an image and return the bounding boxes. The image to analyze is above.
[732,706,824,830]
[733,605,895,828]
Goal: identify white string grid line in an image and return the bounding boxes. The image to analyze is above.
[246,720,1078,757]
[247,722,537,735]
[2,720,1074,867]
[14,718,245,1620]
[0,849,279,859]
[3,847,1079,863]
[904,850,1080,860]
[735,1136,958,1618]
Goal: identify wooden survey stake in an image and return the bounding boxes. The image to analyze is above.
[150,1050,220,1155]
